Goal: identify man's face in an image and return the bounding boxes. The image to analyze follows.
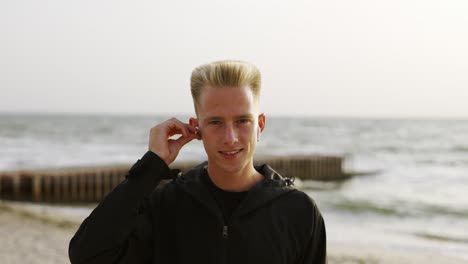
[191,86,265,176]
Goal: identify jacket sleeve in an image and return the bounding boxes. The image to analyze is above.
[68,151,172,264]
[299,203,327,264]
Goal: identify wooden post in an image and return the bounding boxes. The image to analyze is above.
[317,157,322,178]
[53,173,60,203]
[61,172,69,203]
[88,172,95,202]
[324,158,328,179]
[95,170,102,201]
[12,172,21,200]
[79,173,86,202]
[44,175,52,202]
[103,170,111,197]
[71,173,78,203]
[32,175,41,202]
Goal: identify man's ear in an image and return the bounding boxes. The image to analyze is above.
[189,117,198,127]
[189,117,201,139]
[258,113,266,133]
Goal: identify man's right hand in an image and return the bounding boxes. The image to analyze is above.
[148,118,200,165]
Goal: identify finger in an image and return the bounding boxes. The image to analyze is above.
[167,127,186,138]
[186,124,197,133]
[174,133,197,148]
[184,123,201,138]
[166,120,189,138]
[171,119,193,137]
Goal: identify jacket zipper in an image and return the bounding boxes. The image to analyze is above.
[222,225,228,238]
[220,223,229,264]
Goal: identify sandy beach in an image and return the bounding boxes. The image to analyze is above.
[0,202,77,264]
[0,201,466,264]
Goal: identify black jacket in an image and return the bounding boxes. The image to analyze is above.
[69,151,327,264]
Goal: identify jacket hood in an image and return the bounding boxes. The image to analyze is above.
[174,162,296,221]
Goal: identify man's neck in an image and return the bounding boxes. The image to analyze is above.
[206,164,263,192]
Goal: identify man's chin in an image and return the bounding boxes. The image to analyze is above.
[210,160,248,175]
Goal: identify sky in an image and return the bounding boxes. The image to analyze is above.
[1,0,467,118]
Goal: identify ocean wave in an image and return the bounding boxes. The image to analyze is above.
[415,159,468,167]
[301,180,345,191]
[414,232,468,244]
[329,199,468,218]
[331,199,405,217]
[370,143,468,156]
[416,204,468,218]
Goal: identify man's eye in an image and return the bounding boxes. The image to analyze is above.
[238,119,250,124]
[209,121,222,125]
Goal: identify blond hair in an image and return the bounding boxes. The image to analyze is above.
[190,60,261,112]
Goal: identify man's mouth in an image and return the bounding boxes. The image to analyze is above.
[219,149,243,156]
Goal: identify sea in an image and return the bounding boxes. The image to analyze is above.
[1,113,467,260]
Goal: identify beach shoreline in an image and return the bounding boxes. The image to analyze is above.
[1,201,466,264]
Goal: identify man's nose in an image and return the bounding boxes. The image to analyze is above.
[223,124,238,145]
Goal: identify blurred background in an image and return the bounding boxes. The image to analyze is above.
[1,1,467,263]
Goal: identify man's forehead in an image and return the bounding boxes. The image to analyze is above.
[195,85,260,119]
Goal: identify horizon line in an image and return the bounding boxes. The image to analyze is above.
[1,110,468,121]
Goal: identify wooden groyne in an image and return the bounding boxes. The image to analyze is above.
[0,155,346,203]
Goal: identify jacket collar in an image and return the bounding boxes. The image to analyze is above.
[175,162,296,221]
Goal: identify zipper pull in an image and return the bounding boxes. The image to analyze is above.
[222,225,228,238]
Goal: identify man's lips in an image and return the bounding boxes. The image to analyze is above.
[219,149,243,156]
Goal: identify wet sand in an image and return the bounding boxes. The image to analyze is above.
[0,201,466,264]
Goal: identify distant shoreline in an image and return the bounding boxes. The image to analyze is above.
[1,111,468,121]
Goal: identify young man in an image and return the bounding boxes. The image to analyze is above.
[69,60,327,263]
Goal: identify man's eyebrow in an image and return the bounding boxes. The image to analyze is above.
[203,116,223,121]
[238,114,254,119]
[203,114,254,121]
